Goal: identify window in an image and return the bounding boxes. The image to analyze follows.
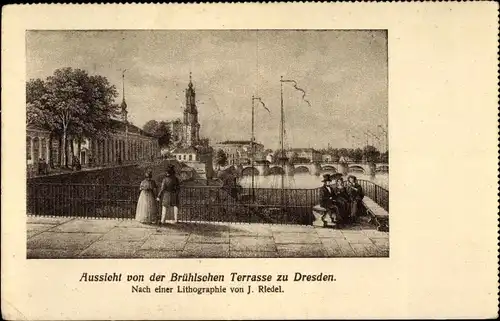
[183,155,186,160]
[188,155,192,161]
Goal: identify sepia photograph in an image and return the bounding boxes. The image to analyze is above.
[26,29,389,259]
[3,3,498,320]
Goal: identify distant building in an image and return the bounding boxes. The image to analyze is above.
[213,140,265,166]
[339,155,352,163]
[286,148,321,163]
[322,154,331,162]
[171,146,199,162]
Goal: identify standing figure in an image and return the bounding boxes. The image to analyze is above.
[347,175,364,221]
[135,169,158,224]
[333,177,350,223]
[157,165,180,224]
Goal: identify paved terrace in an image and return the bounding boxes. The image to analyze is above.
[27,217,389,259]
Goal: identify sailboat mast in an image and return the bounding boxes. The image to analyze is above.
[280,76,285,190]
[251,95,255,196]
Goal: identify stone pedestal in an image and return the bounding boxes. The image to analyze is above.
[339,162,348,176]
[310,163,321,176]
[312,205,336,228]
[367,162,376,178]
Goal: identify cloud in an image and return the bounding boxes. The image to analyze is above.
[26,30,387,149]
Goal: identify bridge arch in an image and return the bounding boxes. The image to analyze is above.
[348,165,365,174]
[321,165,337,173]
[268,166,285,176]
[294,166,310,174]
[241,167,259,176]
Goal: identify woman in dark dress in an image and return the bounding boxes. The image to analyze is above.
[135,169,158,224]
[347,175,364,221]
[333,177,350,223]
[157,165,180,224]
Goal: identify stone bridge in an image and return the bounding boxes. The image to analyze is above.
[239,162,389,177]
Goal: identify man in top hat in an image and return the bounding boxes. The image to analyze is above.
[319,174,339,225]
[157,165,180,224]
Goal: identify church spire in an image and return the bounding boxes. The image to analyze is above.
[121,69,128,123]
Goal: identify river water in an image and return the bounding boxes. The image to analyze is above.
[239,172,389,190]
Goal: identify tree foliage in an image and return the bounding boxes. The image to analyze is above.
[142,120,171,148]
[26,67,119,166]
[27,68,118,137]
[215,149,228,168]
[143,120,159,136]
[363,145,380,163]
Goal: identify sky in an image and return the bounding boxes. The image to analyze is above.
[26,30,388,150]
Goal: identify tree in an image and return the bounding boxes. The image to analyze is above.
[363,145,380,163]
[26,68,118,167]
[379,150,389,163]
[215,149,228,169]
[289,152,299,164]
[155,121,171,147]
[143,120,159,136]
[142,120,171,148]
[352,148,364,163]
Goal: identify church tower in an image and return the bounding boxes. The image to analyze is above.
[183,73,200,146]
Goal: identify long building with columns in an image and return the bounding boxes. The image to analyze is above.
[26,92,159,173]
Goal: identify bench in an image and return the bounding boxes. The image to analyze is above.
[312,205,336,228]
[362,197,389,232]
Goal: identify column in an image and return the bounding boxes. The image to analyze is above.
[46,139,50,165]
[39,138,43,161]
[105,139,109,164]
[99,140,104,165]
[112,139,116,163]
[30,137,35,164]
[121,140,125,161]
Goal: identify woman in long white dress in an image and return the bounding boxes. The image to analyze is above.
[135,169,158,224]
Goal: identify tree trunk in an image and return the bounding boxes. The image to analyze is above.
[62,129,68,167]
[48,135,53,168]
[58,135,62,167]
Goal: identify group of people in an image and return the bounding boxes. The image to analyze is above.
[135,165,181,225]
[319,173,365,227]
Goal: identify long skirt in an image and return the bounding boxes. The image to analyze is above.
[335,199,350,222]
[135,190,158,224]
[350,200,361,219]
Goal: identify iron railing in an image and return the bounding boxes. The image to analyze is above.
[26,181,388,224]
[26,183,321,225]
[358,179,389,212]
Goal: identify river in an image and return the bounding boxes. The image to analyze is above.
[239,172,389,190]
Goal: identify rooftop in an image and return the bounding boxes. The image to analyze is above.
[216,140,263,146]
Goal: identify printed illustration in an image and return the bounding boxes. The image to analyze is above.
[26,30,389,258]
